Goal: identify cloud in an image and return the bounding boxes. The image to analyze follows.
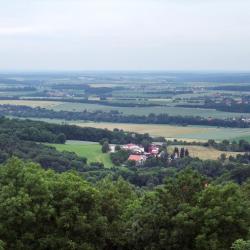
[0,26,34,36]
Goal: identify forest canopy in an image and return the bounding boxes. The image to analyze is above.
[0,158,249,250]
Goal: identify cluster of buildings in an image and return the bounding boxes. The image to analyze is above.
[121,143,161,166]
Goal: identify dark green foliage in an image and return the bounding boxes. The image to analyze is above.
[0,158,249,250]
[101,142,110,153]
[0,158,107,250]
[231,239,250,250]
[0,116,153,145]
[0,134,87,172]
[110,150,130,165]
[54,133,66,144]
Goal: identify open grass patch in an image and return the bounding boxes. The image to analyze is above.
[48,141,113,167]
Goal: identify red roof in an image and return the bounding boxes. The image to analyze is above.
[128,155,144,162]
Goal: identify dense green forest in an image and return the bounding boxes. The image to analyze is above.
[0,158,249,250]
[0,104,249,128]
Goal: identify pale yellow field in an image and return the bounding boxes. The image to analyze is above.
[72,122,209,137]
[70,121,250,141]
[0,100,62,108]
[168,145,243,160]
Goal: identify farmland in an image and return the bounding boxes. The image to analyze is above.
[1,72,250,143]
[63,121,250,141]
[1,98,249,118]
[0,72,250,120]
[0,99,62,108]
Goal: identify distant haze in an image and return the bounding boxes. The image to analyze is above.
[0,0,250,71]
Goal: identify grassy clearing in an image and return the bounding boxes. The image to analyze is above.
[48,141,113,167]
[168,145,243,160]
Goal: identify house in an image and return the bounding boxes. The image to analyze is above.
[128,154,147,166]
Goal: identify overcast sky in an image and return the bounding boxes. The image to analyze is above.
[0,0,250,71]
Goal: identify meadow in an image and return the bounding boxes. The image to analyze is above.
[48,140,113,167]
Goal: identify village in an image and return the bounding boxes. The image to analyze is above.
[109,142,190,166]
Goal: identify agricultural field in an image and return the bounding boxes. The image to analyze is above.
[69,121,250,141]
[168,145,244,160]
[0,99,63,108]
[1,97,250,118]
[48,140,113,167]
[52,102,250,118]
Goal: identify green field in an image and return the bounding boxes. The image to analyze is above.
[48,141,113,167]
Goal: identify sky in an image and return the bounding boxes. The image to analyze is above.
[0,0,250,71]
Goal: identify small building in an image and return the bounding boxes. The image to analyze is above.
[109,145,116,153]
[128,155,147,166]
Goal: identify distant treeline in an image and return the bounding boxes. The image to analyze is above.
[1,104,249,128]
[146,90,193,95]
[208,85,250,91]
[166,139,250,152]
[0,87,36,92]
[177,103,250,113]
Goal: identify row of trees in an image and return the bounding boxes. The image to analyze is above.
[0,158,249,250]
[177,99,250,113]
[206,139,250,152]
